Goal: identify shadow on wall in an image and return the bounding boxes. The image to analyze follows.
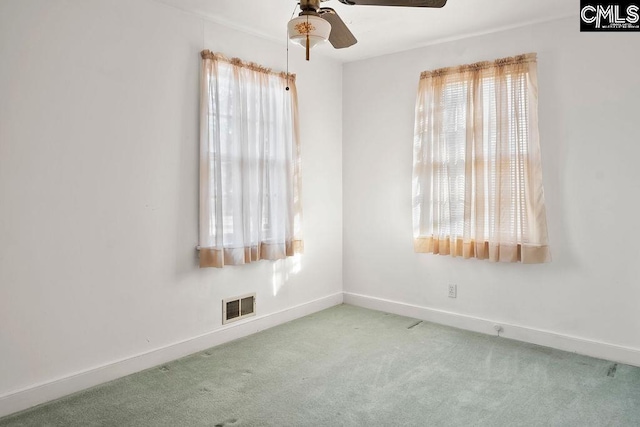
[272,254,302,296]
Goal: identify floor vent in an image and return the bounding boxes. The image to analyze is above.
[223,293,256,324]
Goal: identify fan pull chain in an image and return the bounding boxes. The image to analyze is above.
[286,31,290,91]
[285,2,298,91]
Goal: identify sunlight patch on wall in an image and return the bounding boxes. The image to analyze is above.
[272,254,302,296]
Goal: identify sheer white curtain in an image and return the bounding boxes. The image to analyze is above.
[412,53,550,263]
[199,51,303,268]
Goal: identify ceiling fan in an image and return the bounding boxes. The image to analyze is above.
[288,0,448,60]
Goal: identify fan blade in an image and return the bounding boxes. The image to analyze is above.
[319,8,357,49]
[338,0,447,7]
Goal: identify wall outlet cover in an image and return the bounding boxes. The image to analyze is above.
[448,284,457,298]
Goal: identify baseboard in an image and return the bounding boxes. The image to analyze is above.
[343,292,640,368]
[0,292,343,419]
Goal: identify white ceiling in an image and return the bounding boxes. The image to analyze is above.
[154,0,575,62]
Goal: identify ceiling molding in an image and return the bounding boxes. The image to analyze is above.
[350,13,576,63]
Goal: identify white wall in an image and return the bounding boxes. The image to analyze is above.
[343,18,640,358]
[0,0,342,403]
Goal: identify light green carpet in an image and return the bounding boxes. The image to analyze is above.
[2,304,639,426]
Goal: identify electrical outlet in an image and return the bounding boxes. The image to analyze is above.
[448,284,457,298]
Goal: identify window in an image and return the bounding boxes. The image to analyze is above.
[198,51,303,268]
[412,53,550,263]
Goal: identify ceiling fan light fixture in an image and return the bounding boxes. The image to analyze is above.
[287,15,331,51]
